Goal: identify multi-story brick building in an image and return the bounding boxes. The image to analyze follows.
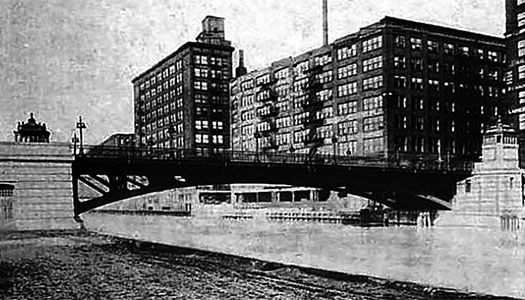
[231,16,506,162]
[132,16,234,156]
[505,0,525,164]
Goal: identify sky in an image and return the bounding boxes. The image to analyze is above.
[0,0,505,144]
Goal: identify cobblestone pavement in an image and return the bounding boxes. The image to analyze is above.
[0,230,519,300]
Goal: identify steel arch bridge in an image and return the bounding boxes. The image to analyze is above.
[72,145,473,217]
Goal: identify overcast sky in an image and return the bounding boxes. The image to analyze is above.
[0,0,505,144]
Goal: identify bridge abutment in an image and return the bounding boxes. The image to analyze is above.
[0,142,77,230]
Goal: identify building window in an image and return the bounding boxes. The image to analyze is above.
[396,95,407,108]
[241,80,254,91]
[337,101,357,115]
[394,75,407,88]
[362,36,382,53]
[337,63,357,79]
[427,40,439,53]
[442,63,455,75]
[363,56,383,72]
[459,46,469,56]
[411,58,423,71]
[212,135,223,144]
[396,115,408,129]
[414,116,424,131]
[209,57,223,65]
[410,38,422,51]
[337,44,357,60]
[363,95,382,111]
[519,91,525,105]
[339,141,357,156]
[315,71,333,84]
[276,117,292,128]
[194,68,208,78]
[428,79,440,92]
[195,134,209,144]
[194,81,208,90]
[476,49,484,59]
[338,120,358,135]
[465,180,471,193]
[337,82,358,97]
[519,114,525,130]
[394,55,406,69]
[363,116,383,132]
[195,55,208,65]
[394,35,406,48]
[363,137,384,154]
[363,76,383,90]
[487,50,499,62]
[444,82,455,93]
[519,65,525,80]
[256,74,270,85]
[212,121,224,130]
[314,54,332,66]
[411,77,424,90]
[316,89,332,101]
[443,43,454,55]
[275,68,289,80]
[519,12,525,27]
[428,60,439,73]
[413,96,424,110]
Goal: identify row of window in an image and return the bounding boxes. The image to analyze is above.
[238,94,383,122]
[195,120,224,130]
[138,60,183,91]
[195,134,224,144]
[395,115,456,132]
[240,115,385,142]
[393,35,502,61]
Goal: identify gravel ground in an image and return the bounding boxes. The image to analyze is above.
[0,230,519,300]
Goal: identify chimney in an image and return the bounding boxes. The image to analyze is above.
[235,50,247,78]
[322,0,328,46]
[506,0,518,35]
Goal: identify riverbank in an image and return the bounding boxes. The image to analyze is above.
[0,230,518,299]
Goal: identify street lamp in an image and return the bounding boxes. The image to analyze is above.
[71,132,79,156]
[76,116,86,155]
[331,136,338,164]
[254,131,262,162]
[168,125,176,159]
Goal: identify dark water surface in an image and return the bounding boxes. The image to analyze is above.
[85,213,525,298]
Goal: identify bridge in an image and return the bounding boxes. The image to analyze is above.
[72,146,473,216]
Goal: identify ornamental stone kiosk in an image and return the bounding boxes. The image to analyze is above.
[436,121,525,228]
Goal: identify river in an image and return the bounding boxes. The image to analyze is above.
[84,212,525,299]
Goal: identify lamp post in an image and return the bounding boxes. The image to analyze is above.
[168,125,176,159]
[331,136,338,164]
[71,133,79,156]
[76,116,86,155]
[254,131,262,162]
[289,144,295,163]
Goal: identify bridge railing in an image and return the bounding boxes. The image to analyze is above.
[77,145,473,173]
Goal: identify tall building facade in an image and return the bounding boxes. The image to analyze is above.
[231,16,506,162]
[505,0,525,164]
[132,16,234,156]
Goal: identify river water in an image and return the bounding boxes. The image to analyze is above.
[84,212,525,299]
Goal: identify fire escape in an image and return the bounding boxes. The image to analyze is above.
[258,76,279,152]
[303,61,328,157]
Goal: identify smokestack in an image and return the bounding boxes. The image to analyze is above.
[323,0,328,46]
[235,49,247,78]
